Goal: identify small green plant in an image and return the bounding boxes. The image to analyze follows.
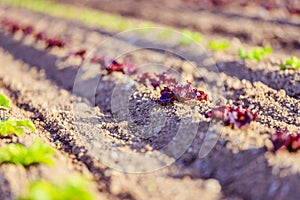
[0,139,55,166]
[279,56,300,70]
[0,94,11,109]
[18,175,96,200]
[238,46,272,61]
[180,29,203,45]
[208,40,230,51]
[0,118,35,136]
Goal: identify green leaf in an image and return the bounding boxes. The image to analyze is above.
[18,175,96,200]
[0,94,11,109]
[238,48,247,59]
[279,56,300,70]
[208,40,230,51]
[0,139,55,166]
[180,29,203,45]
[0,118,36,136]
[279,64,286,70]
[238,46,272,61]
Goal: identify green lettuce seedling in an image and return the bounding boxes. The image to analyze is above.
[0,139,55,166]
[18,175,96,200]
[180,29,203,45]
[208,40,230,51]
[279,56,300,70]
[0,118,35,136]
[0,93,11,109]
[238,46,272,61]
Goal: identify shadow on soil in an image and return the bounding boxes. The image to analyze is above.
[216,61,300,98]
[172,143,300,199]
[0,175,11,200]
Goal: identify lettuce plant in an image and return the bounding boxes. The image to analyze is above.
[34,32,47,42]
[271,130,300,152]
[0,93,11,109]
[68,49,87,61]
[279,56,300,70]
[0,139,55,166]
[0,118,35,136]
[101,58,139,75]
[205,105,257,128]
[180,29,203,45]
[208,40,230,51]
[136,72,207,105]
[168,81,208,102]
[21,25,34,36]
[45,38,66,49]
[18,175,96,200]
[238,46,272,61]
[157,87,176,105]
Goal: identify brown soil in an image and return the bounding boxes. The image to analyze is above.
[58,0,300,54]
[0,3,299,200]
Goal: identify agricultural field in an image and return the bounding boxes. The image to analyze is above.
[0,0,299,199]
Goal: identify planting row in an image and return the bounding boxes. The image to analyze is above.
[0,0,295,62]
[0,16,299,155]
[0,94,97,199]
[1,16,300,73]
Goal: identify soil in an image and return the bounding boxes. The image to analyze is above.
[0,2,299,200]
[58,0,300,54]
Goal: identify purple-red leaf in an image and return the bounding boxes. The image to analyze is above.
[271,131,300,152]
[205,105,257,128]
[21,25,34,36]
[105,60,124,73]
[103,58,139,75]
[69,49,86,61]
[157,87,176,105]
[34,32,47,42]
[136,72,160,89]
[45,38,66,49]
[168,81,207,102]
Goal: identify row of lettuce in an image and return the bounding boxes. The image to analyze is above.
[0,94,96,200]
[0,0,300,69]
[0,2,299,154]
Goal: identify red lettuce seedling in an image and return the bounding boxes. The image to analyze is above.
[105,59,124,73]
[271,130,300,152]
[205,105,257,128]
[136,72,160,89]
[68,49,87,61]
[104,58,139,75]
[0,19,20,34]
[155,71,177,85]
[136,71,207,105]
[34,32,47,42]
[157,87,176,105]
[8,23,21,34]
[0,19,22,35]
[45,38,66,49]
[168,81,207,102]
[21,25,34,36]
